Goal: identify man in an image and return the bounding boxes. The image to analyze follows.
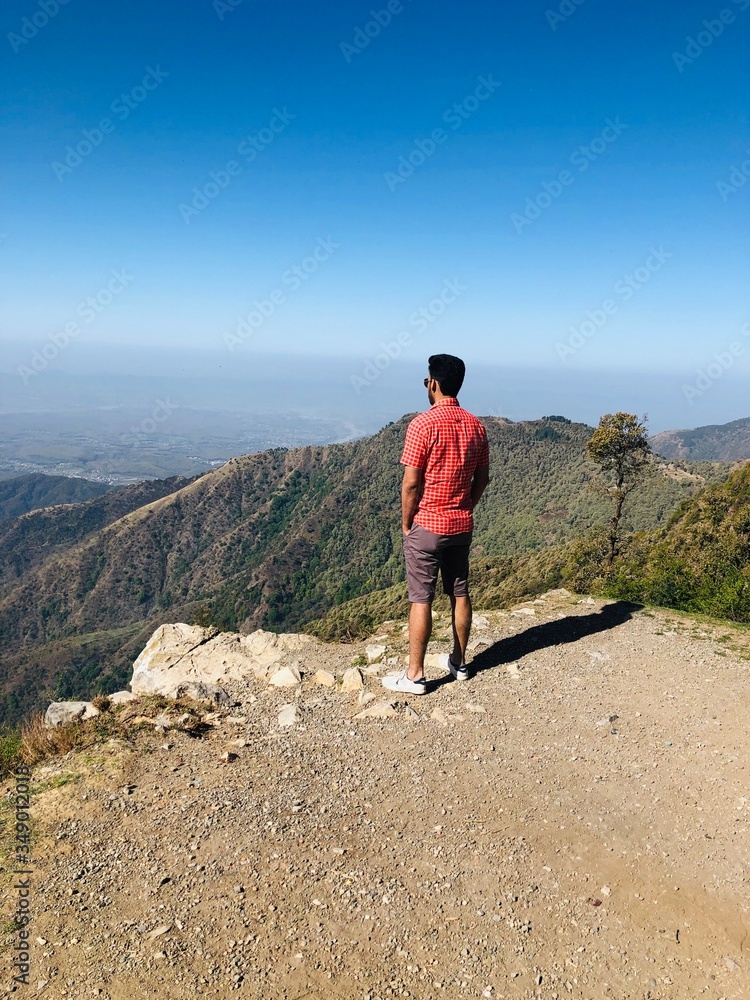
[383,354,490,695]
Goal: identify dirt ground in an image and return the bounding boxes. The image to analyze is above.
[1,591,749,999]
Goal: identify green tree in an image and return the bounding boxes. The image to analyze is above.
[587,412,652,567]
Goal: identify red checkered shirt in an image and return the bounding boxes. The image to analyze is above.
[400,397,490,535]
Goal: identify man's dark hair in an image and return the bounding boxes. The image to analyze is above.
[428,354,465,397]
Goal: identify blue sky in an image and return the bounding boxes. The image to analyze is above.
[1,0,748,384]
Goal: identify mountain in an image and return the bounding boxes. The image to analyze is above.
[651,416,750,462]
[0,415,716,727]
[0,473,109,521]
[0,474,197,585]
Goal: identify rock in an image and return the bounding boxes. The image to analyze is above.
[473,615,489,628]
[169,681,231,706]
[423,653,448,669]
[130,623,318,696]
[544,588,571,598]
[277,704,297,727]
[510,607,536,617]
[341,667,364,692]
[431,708,449,725]
[358,691,376,706]
[108,690,136,704]
[465,703,486,714]
[365,644,386,663]
[467,638,489,651]
[145,925,171,941]
[506,663,522,678]
[354,701,398,719]
[218,751,238,763]
[405,706,421,721]
[268,665,302,688]
[313,670,336,687]
[44,701,100,729]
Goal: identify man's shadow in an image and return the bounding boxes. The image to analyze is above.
[430,601,641,690]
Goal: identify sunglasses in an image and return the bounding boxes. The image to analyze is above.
[423,377,432,387]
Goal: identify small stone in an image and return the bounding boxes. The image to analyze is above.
[431,708,449,725]
[218,751,238,763]
[506,663,521,678]
[268,665,302,688]
[600,885,611,897]
[510,607,536,617]
[465,703,486,714]
[341,667,364,692]
[365,644,387,663]
[146,924,171,941]
[358,691,376,706]
[313,670,336,687]
[354,701,398,719]
[277,704,297,728]
[108,690,137,704]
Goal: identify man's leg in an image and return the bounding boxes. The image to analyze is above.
[449,593,472,666]
[407,602,432,681]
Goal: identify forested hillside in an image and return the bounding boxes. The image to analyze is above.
[0,473,109,521]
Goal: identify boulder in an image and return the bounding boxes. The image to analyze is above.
[130,623,317,698]
[45,701,100,729]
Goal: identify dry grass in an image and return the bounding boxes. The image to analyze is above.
[19,712,82,768]
[6,692,216,777]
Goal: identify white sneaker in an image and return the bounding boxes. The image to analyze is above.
[381,671,427,695]
[441,653,469,681]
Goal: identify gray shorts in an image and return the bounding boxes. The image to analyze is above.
[403,524,473,604]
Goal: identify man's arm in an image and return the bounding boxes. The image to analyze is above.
[471,464,490,509]
[402,465,424,532]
